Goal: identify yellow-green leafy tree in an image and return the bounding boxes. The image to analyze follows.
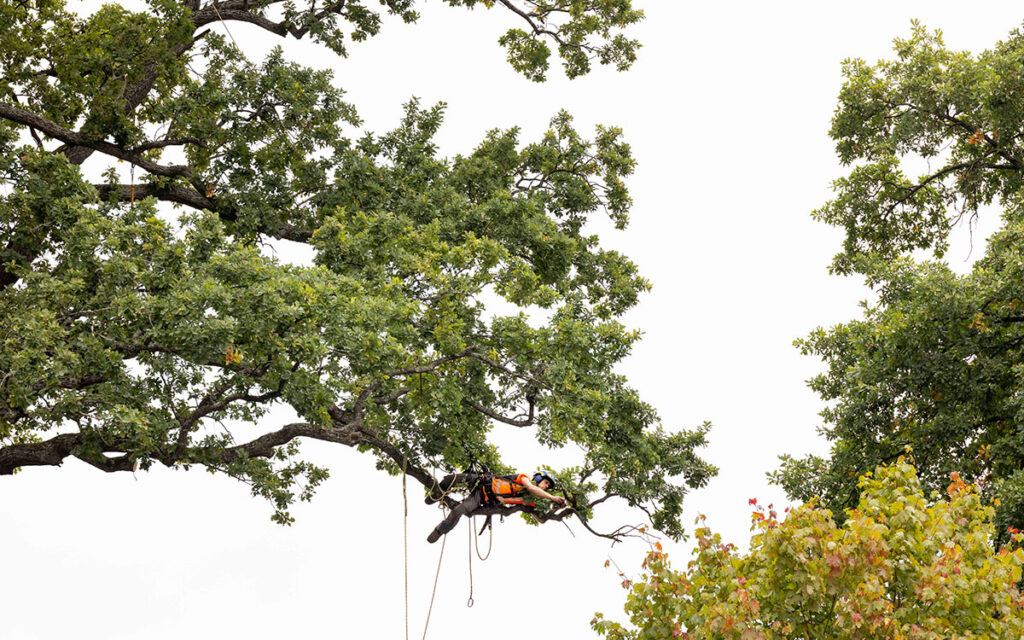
[594,458,1024,639]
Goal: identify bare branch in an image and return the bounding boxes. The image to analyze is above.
[465,396,535,427]
[129,136,207,153]
[467,351,549,390]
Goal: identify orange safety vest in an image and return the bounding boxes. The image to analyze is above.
[482,473,535,507]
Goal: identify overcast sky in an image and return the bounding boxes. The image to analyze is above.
[6,2,1024,639]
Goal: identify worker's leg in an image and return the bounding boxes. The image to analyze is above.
[424,472,480,504]
[427,488,482,543]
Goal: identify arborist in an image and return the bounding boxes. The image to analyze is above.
[426,470,566,543]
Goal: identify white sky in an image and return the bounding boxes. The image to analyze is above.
[4,2,1024,639]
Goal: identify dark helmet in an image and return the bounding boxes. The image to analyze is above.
[533,469,557,490]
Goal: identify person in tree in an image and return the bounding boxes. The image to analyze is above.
[426,471,566,543]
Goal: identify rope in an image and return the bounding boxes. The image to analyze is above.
[422,524,447,639]
[402,460,409,640]
[402,467,478,638]
[466,514,494,607]
[472,516,493,561]
[420,468,464,639]
[467,521,474,607]
[426,470,466,505]
[209,1,239,43]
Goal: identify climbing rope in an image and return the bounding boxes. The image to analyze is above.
[402,466,467,640]
[472,516,493,561]
[402,461,409,640]
[466,513,497,607]
[422,522,448,639]
[467,521,475,607]
[400,469,500,637]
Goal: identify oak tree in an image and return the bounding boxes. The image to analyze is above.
[0,0,715,537]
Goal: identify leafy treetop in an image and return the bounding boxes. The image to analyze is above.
[816,22,1024,275]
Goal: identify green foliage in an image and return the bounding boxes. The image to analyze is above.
[776,202,1024,537]
[814,21,1024,275]
[776,21,1024,535]
[596,459,1024,640]
[1,0,711,536]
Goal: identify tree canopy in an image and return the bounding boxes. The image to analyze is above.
[596,459,1024,639]
[772,22,1024,538]
[0,0,714,539]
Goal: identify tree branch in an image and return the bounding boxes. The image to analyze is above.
[192,0,349,40]
[0,102,192,179]
[465,396,535,427]
[129,136,207,153]
[351,347,478,421]
[0,433,81,474]
[885,101,1024,171]
[94,183,215,210]
[496,0,568,47]
[57,37,200,166]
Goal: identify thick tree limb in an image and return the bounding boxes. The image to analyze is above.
[0,102,192,179]
[94,183,215,211]
[192,1,348,40]
[56,37,200,166]
[91,184,314,242]
[0,415,635,540]
[0,420,357,475]
[0,434,81,474]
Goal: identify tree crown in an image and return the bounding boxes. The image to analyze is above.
[0,0,713,540]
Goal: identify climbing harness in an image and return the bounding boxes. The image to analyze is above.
[402,454,575,639]
[401,466,576,637]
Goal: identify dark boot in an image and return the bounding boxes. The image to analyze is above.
[427,512,459,543]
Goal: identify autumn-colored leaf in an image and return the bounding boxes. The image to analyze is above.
[225,346,243,365]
